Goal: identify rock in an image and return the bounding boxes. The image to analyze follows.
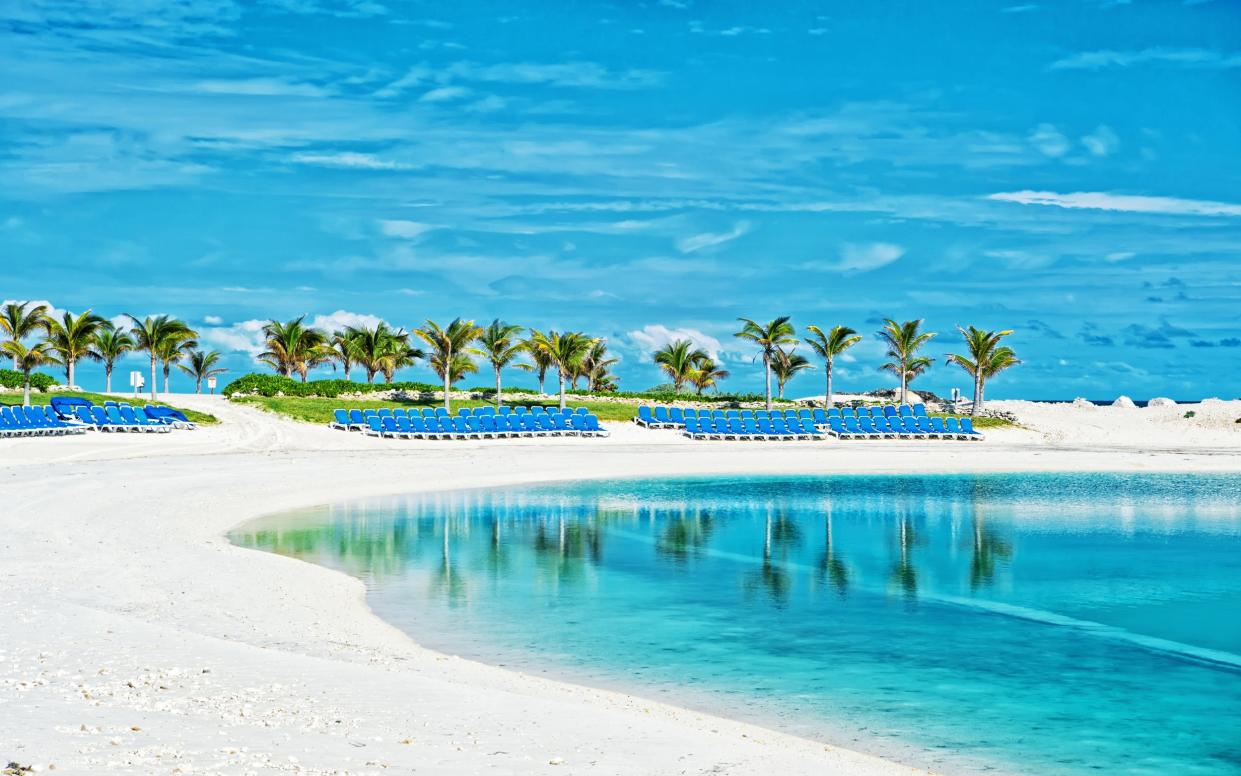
[1071,397,1093,407]
[548,757,565,766]
[1201,397,1223,404]
[1112,396,1136,408]
[1147,397,1176,408]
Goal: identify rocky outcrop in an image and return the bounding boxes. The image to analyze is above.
[1147,397,1176,408]
[1112,396,1137,408]
[1071,397,1094,407]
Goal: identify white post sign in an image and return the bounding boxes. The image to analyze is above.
[129,371,144,397]
[207,377,218,395]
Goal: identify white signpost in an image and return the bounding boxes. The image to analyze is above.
[129,370,144,398]
[207,377,217,395]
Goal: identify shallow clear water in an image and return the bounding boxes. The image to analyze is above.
[233,474,1241,775]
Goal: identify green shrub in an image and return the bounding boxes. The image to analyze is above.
[1184,410,1196,419]
[222,372,440,398]
[0,368,59,392]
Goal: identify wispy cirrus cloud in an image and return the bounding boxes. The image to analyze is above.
[1050,47,1241,70]
[676,221,750,253]
[799,242,906,273]
[988,191,1241,217]
[290,152,416,170]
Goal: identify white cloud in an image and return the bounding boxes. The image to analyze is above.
[419,86,471,103]
[988,190,1241,217]
[802,242,906,273]
[444,60,664,89]
[378,219,436,239]
[309,309,385,333]
[203,314,224,325]
[290,152,414,170]
[2,299,66,322]
[1029,123,1070,157]
[625,324,724,360]
[676,220,750,253]
[190,78,327,97]
[199,319,267,357]
[1081,125,1119,156]
[1050,47,1241,71]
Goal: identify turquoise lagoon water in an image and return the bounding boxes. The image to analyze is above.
[232,474,1241,774]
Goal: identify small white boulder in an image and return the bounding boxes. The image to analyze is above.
[1112,396,1137,408]
[1071,397,1093,407]
[1147,397,1176,408]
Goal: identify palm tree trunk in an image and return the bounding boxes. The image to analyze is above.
[149,354,157,401]
[105,366,112,394]
[443,345,452,412]
[538,371,545,396]
[825,358,833,408]
[163,365,170,395]
[494,365,502,409]
[558,369,566,410]
[899,360,907,405]
[763,355,772,412]
[343,363,351,381]
[22,373,31,407]
[196,378,202,394]
[67,358,75,390]
[972,373,983,416]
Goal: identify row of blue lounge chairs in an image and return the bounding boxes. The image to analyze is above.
[329,406,609,439]
[635,404,983,441]
[0,400,196,437]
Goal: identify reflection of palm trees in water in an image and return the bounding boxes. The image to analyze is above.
[968,491,1012,590]
[655,507,714,562]
[889,513,918,601]
[746,510,802,606]
[531,509,606,588]
[429,519,468,605]
[816,506,849,596]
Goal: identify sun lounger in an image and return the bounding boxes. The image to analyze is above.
[959,417,984,440]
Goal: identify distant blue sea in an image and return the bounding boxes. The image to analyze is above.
[233,475,1241,775]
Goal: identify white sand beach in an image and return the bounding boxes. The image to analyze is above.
[2,397,1239,775]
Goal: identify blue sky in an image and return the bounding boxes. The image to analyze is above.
[2,0,1238,399]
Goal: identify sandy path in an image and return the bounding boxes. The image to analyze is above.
[2,396,1239,775]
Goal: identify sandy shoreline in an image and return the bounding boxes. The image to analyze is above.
[2,397,1239,775]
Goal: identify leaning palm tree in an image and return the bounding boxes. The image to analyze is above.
[44,309,108,389]
[126,314,197,400]
[476,320,525,408]
[0,340,58,406]
[878,318,936,405]
[0,301,51,369]
[178,349,228,393]
[260,316,328,382]
[529,330,595,410]
[428,351,479,390]
[156,333,198,394]
[771,347,813,399]
[414,318,484,411]
[517,329,555,395]
[653,339,708,393]
[689,355,729,395]
[804,324,862,408]
[91,324,134,393]
[580,339,619,393]
[734,316,797,411]
[945,326,1021,415]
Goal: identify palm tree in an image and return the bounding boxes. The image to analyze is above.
[178,349,228,393]
[91,325,134,393]
[878,318,936,405]
[260,316,328,382]
[771,347,813,399]
[580,340,619,393]
[126,314,197,400]
[529,330,595,410]
[945,326,1021,415]
[689,355,729,395]
[377,333,424,383]
[347,322,403,384]
[415,318,484,411]
[734,316,797,411]
[517,329,555,395]
[476,319,525,408]
[804,324,862,408]
[653,339,707,393]
[0,301,51,369]
[326,329,360,381]
[156,333,198,394]
[0,340,58,406]
[44,309,108,389]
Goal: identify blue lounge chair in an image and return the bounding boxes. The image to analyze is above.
[812,408,828,426]
[797,417,824,439]
[959,417,984,440]
[534,415,556,435]
[842,417,869,439]
[653,406,672,426]
[668,407,684,425]
[88,406,116,431]
[755,410,769,421]
[392,408,408,418]
[882,405,898,418]
[330,409,350,430]
[409,416,432,439]
[378,408,394,419]
[497,406,512,416]
[636,405,658,428]
[363,417,384,437]
[827,408,841,419]
[769,417,793,440]
[898,405,914,419]
[683,417,704,439]
[914,417,942,439]
[465,416,490,438]
[858,416,888,439]
[4,406,40,435]
[726,418,748,439]
[105,406,141,432]
[74,406,97,430]
[120,405,169,433]
[897,417,926,437]
[396,416,417,437]
[913,404,929,418]
[380,416,407,438]
[347,409,366,430]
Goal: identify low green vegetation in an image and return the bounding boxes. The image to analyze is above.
[234,394,642,423]
[0,390,219,425]
[0,368,57,393]
[222,373,440,398]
